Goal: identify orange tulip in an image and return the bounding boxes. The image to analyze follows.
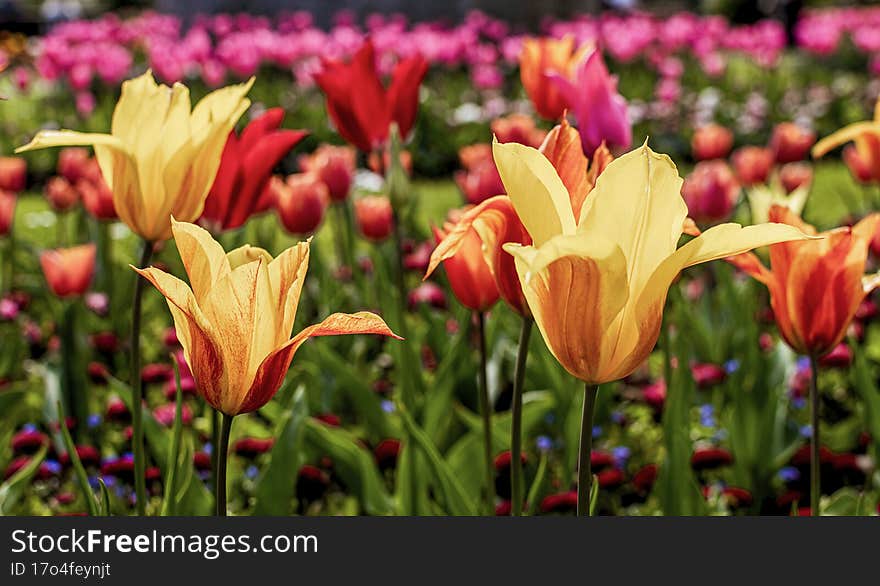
[732,146,774,187]
[770,122,815,164]
[729,206,880,357]
[427,120,608,316]
[134,219,400,415]
[432,212,500,312]
[519,36,589,121]
[40,244,96,298]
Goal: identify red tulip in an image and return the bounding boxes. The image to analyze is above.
[779,162,813,194]
[57,148,90,184]
[0,157,26,193]
[78,159,116,220]
[40,244,96,298]
[315,40,427,154]
[682,160,740,224]
[44,177,79,212]
[299,144,356,202]
[731,146,774,186]
[843,135,880,184]
[354,195,393,242]
[275,174,329,236]
[691,124,733,161]
[432,215,500,312]
[690,362,727,388]
[201,108,307,232]
[0,189,15,236]
[770,122,816,164]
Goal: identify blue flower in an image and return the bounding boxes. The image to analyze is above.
[724,359,740,374]
[610,410,625,425]
[203,443,213,455]
[592,425,602,439]
[699,404,716,428]
[22,423,37,432]
[87,414,102,429]
[612,446,631,466]
[381,400,396,413]
[791,397,806,410]
[536,436,553,452]
[44,460,62,475]
[796,356,811,371]
[778,466,800,483]
[245,465,259,480]
[799,424,813,438]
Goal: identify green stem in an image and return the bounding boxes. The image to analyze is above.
[577,384,599,517]
[215,412,234,516]
[809,354,821,516]
[333,202,354,271]
[510,316,533,516]
[130,239,154,515]
[475,311,495,515]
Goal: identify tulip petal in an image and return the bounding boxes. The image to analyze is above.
[133,266,226,411]
[236,312,401,414]
[539,119,591,218]
[492,139,576,246]
[170,218,231,302]
[239,108,284,152]
[505,235,629,383]
[268,241,310,339]
[387,55,428,140]
[578,142,687,297]
[812,122,880,158]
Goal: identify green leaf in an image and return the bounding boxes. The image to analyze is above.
[253,387,309,515]
[160,364,185,517]
[56,400,99,516]
[525,454,549,516]
[398,403,478,516]
[303,419,394,515]
[0,445,48,515]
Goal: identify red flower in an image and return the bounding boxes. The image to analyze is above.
[590,450,615,471]
[314,413,341,427]
[731,146,774,186]
[691,124,733,161]
[455,145,504,205]
[633,464,658,493]
[597,468,625,489]
[0,189,16,237]
[11,429,48,454]
[233,437,274,457]
[770,122,816,164]
[57,148,90,184]
[153,403,193,427]
[779,162,813,193]
[432,214,500,313]
[275,174,329,236]
[493,450,528,472]
[374,438,401,471]
[45,176,79,212]
[690,447,733,470]
[0,156,26,193]
[315,40,427,153]
[490,114,547,148]
[39,244,95,298]
[300,144,356,202]
[200,108,307,232]
[78,159,116,220]
[690,362,727,389]
[818,343,853,369]
[354,195,393,242]
[140,363,173,384]
[682,161,740,225]
[539,490,578,514]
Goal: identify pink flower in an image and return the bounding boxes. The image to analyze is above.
[550,51,631,157]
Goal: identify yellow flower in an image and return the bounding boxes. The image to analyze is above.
[746,182,809,225]
[16,71,254,241]
[497,140,811,384]
[133,218,400,415]
[813,96,880,183]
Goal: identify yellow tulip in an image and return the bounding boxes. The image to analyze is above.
[133,218,400,415]
[497,139,812,385]
[813,96,880,183]
[16,71,254,241]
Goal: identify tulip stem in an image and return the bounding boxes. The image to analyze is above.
[214,412,234,516]
[333,203,355,272]
[510,317,533,516]
[390,209,408,338]
[809,354,821,516]
[475,311,495,515]
[130,239,153,515]
[577,384,599,517]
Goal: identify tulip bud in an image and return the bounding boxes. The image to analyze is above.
[57,148,90,184]
[770,122,816,164]
[354,195,393,242]
[0,157,26,193]
[843,142,880,184]
[39,244,96,298]
[275,174,329,236]
[690,362,727,389]
[682,160,740,224]
[691,123,733,160]
[300,145,356,202]
[455,161,504,205]
[408,282,447,310]
[367,148,413,176]
[779,162,813,194]
[45,177,79,212]
[731,146,774,186]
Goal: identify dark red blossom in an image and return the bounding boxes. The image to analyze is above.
[233,437,275,457]
[690,447,733,470]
